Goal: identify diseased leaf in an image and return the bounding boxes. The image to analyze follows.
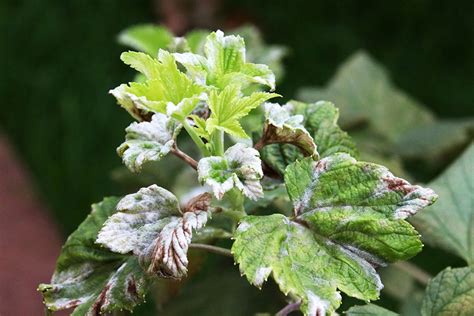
[206,84,279,139]
[261,100,358,175]
[198,143,264,200]
[174,30,276,90]
[259,102,317,158]
[345,304,398,316]
[117,113,181,172]
[118,24,173,57]
[421,267,474,316]
[38,197,150,315]
[97,185,210,278]
[110,50,204,121]
[412,143,474,264]
[233,155,437,315]
[297,51,434,142]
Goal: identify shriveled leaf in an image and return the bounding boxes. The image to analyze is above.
[233,155,437,315]
[421,267,474,316]
[198,143,263,200]
[261,100,357,175]
[117,113,181,172]
[174,30,276,90]
[345,304,398,316]
[38,197,150,315]
[206,85,279,139]
[297,51,434,142]
[413,143,474,264]
[110,51,204,121]
[97,185,210,278]
[118,24,173,56]
[260,102,317,157]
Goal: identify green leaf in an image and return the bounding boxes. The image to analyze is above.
[297,51,434,142]
[118,24,173,57]
[412,143,474,264]
[233,155,437,315]
[345,304,398,316]
[38,197,150,315]
[198,143,263,200]
[231,24,288,82]
[396,118,474,163]
[206,84,279,139]
[421,266,474,316]
[97,186,211,278]
[261,100,358,175]
[174,30,276,90]
[260,102,318,158]
[110,50,204,121]
[117,113,182,173]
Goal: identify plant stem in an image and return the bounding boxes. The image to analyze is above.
[393,261,432,286]
[276,301,301,316]
[212,130,224,156]
[171,146,197,170]
[189,243,233,257]
[182,119,210,156]
[253,136,266,151]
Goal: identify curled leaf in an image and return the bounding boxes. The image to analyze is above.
[97,185,210,278]
[117,113,181,172]
[259,102,318,158]
[198,143,264,200]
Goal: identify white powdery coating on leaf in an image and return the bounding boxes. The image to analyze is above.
[264,102,304,129]
[376,168,438,219]
[254,267,272,287]
[197,143,264,200]
[145,210,208,277]
[118,113,178,172]
[116,185,179,215]
[236,221,251,232]
[306,291,330,316]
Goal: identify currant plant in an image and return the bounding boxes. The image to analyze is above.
[39,30,439,316]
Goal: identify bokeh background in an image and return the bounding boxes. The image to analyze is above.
[0,0,472,314]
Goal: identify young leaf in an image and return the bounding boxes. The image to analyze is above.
[261,100,358,175]
[97,185,210,278]
[297,51,435,142]
[421,267,474,316]
[412,143,474,264]
[206,85,279,139]
[345,304,398,316]
[174,30,276,90]
[38,197,150,315]
[117,113,182,172]
[198,143,264,200]
[232,155,437,315]
[109,50,204,121]
[259,102,318,158]
[118,24,173,57]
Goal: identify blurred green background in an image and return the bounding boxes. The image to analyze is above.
[1,0,472,237]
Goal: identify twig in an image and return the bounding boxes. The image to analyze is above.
[276,301,302,316]
[393,261,432,286]
[189,243,233,257]
[171,146,198,170]
[253,136,266,151]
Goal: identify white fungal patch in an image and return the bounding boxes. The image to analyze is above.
[254,267,272,286]
[236,221,251,232]
[306,291,330,316]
